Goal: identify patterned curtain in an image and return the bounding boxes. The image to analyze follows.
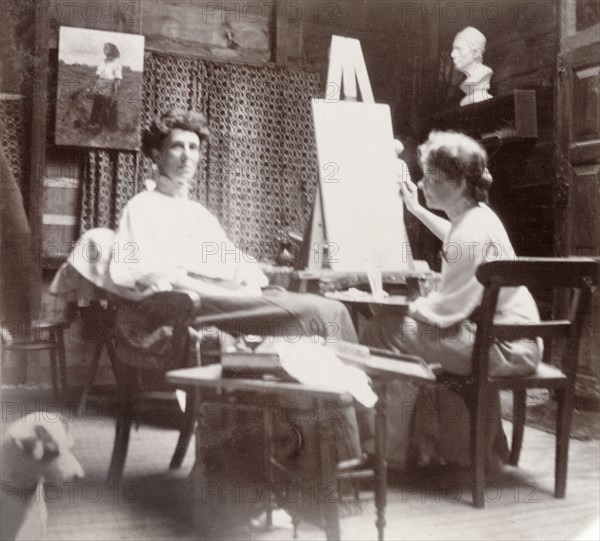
[205,62,320,258]
[0,98,28,191]
[79,53,320,263]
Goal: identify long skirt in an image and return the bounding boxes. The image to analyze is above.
[361,313,541,469]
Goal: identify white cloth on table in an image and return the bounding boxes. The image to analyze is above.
[257,336,378,408]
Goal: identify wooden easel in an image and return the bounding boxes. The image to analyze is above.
[296,36,375,272]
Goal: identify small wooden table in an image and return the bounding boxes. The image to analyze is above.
[167,349,434,540]
[167,364,360,540]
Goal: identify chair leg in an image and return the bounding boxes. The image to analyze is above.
[76,339,104,418]
[107,407,133,489]
[169,388,196,469]
[54,327,69,396]
[107,367,134,488]
[509,390,526,466]
[49,346,59,399]
[470,392,486,508]
[15,350,27,386]
[554,387,573,499]
[105,339,119,382]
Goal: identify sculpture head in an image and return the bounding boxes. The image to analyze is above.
[451,26,486,73]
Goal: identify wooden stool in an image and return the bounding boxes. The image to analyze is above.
[3,320,70,398]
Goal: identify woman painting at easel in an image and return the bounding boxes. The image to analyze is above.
[89,42,121,131]
[362,130,542,470]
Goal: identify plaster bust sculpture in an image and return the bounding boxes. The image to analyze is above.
[451,26,493,107]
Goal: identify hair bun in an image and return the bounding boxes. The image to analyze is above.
[481,167,493,187]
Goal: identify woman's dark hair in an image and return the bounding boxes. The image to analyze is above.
[141,109,210,158]
[104,42,120,59]
[418,130,492,204]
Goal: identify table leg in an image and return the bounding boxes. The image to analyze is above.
[318,400,341,541]
[374,381,387,541]
[192,396,217,539]
[263,401,275,528]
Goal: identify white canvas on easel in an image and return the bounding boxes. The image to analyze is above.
[311,36,414,273]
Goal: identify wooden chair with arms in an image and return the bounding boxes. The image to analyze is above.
[48,232,203,488]
[106,284,305,488]
[106,289,201,487]
[439,257,598,508]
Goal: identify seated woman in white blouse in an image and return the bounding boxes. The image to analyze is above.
[110,108,358,340]
[109,109,366,463]
[111,110,265,298]
[362,130,542,469]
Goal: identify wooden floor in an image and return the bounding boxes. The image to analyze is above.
[2,389,599,541]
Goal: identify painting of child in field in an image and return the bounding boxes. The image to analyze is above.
[55,27,145,150]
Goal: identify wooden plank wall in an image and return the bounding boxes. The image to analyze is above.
[139,0,421,127]
[141,0,272,63]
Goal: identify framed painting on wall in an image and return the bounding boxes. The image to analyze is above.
[55,26,145,150]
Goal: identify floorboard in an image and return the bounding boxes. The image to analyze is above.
[2,390,598,541]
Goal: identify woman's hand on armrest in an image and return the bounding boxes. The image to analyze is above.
[234,264,269,289]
